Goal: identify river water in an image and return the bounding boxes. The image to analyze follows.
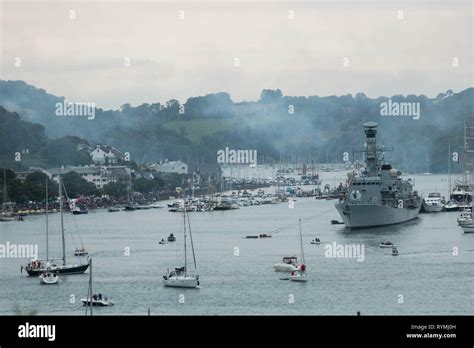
[0,173,473,315]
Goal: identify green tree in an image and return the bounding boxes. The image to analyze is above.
[103,181,127,198]
[61,171,97,197]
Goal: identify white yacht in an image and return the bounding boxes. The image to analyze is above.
[274,256,299,272]
[422,192,445,213]
[449,183,472,210]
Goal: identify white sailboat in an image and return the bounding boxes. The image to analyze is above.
[290,219,307,282]
[163,198,200,288]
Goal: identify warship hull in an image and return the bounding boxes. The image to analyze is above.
[335,203,421,229]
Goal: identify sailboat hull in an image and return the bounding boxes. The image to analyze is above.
[290,272,308,282]
[163,276,199,288]
[26,263,89,276]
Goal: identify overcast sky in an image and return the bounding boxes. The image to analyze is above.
[1,1,472,109]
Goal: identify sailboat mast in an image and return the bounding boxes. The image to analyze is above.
[2,167,6,215]
[45,177,49,261]
[448,140,452,198]
[403,151,408,174]
[183,198,187,277]
[464,118,468,184]
[187,208,197,270]
[59,175,66,266]
[299,219,305,264]
[127,172,131,204]
[89,258,93,316]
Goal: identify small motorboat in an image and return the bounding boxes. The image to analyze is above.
[444,200,459,212]
[444,201,459,211]
[108,207,120,212]
[259,234,272,238]
[123,205,137,211]
[167,233,176,242]
[39,271,59,285]
[246,235,259,239]
[74,248,88,257]
[136,205,151,210]
[274,256,298,272]
[310,238,321,245]
[159,238,168,245]
[290,264,307,282]
[330,220,344,225]
[81,294,114,307]
[379,241,395,248]
[391,246,399,256]
[72,207,88,215]
[457,209,472,226]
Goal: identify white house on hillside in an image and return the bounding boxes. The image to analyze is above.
[90,145,124,165]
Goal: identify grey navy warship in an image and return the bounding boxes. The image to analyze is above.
[335,122,422,228]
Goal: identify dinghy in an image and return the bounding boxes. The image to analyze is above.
[81,295,113,307]
[39,271,59,285]
[74,247,88,257]
[379,241,395,248]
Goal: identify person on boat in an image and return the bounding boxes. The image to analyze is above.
[93,294,97,301]
[98,293,102,300]
[300,264,306,272]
